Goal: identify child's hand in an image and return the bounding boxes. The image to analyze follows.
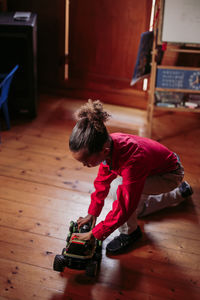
[72,231,93,241]
[77,214,96,229]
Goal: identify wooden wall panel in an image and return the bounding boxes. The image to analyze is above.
[66,0,152,109]
[69,0,152,87]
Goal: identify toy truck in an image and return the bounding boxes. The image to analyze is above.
[53,221,102,277]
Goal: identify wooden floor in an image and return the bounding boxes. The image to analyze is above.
[0,94,200,300]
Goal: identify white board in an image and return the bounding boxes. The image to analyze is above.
[161,0,200,44]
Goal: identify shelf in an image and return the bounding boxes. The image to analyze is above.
[155,88,200,94]
[167,48,200,54]
[157,65,200,71]
[154,106,200,113]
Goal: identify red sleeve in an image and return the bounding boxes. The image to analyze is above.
[88,163,117,217]
[92,163,148,240]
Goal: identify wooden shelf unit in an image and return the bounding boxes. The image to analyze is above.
[147,1,200,137]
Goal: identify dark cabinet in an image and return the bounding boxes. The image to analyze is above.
[0,12,37,117]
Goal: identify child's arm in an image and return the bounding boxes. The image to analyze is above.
[88,163,117,217]
[92,164,148,240]
[76,164,117,240]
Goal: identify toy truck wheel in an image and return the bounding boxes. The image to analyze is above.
[53,255,66,272]
[86,261,98,277]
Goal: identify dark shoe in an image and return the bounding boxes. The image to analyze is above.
[179,181,193,198]
[106,226,142,254]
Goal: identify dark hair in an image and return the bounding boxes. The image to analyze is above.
[69,99,111,154]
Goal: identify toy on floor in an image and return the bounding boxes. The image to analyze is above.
[53,221,102,277]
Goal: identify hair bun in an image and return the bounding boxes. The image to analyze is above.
[75,99,111,132]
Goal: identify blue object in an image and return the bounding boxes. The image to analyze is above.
[156,68,200,91]
[0,65,19,130]
[130,31,154,86]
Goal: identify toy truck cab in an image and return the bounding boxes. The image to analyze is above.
[65,235,95,256]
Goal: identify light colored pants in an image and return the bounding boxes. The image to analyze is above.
[109,162,184,235]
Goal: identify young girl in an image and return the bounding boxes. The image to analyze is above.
[69,100,193,254]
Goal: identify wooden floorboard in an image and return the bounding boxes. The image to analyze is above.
[0,94,200,300]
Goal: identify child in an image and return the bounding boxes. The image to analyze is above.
[69,99,193,254]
